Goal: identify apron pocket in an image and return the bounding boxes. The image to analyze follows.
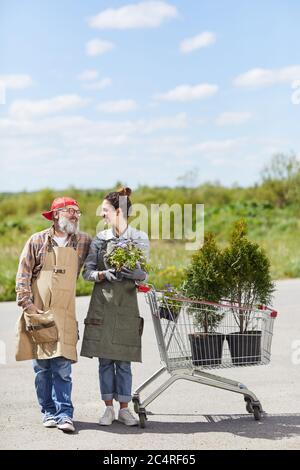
[83,318,105,342]
[112,315,143,347]
[24,310,58,344]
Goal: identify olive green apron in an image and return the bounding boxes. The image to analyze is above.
[15,238,79,362]
[80,240,144,363]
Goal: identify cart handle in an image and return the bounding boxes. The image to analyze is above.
[137,284,278,317]
[161,294,278,316]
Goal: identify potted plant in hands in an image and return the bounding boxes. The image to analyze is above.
[182,233,227,366]
[222,220,275,364]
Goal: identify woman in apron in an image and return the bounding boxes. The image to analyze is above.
[80,187,149,426]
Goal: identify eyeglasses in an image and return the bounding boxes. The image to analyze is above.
[58,208,82,217]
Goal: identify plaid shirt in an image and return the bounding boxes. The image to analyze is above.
[16,226,92,309]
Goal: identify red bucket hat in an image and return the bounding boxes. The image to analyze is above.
[42,197,79,221]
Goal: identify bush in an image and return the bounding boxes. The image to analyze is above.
[150,265,185,290]
[222,220,275,332]
[182,233,226,332]
[0,272,16,302]
[260,153,300,207]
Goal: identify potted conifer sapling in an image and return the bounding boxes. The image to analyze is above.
[222,221,275,365]
[182,233,226,367]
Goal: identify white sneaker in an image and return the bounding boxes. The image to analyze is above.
[57,419,75,433]
[98,406,115,426]
[43,418,57,428]
[118,407,138,426]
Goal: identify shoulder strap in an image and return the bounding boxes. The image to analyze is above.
[47,234,53,252]
[71,234,78,250]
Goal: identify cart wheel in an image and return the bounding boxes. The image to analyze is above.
[253,406,261,421]
[139,412,147,428]
[133,397,140,414]
[244,397,253,413]
[246,403,253,413]
[245,402,253,413]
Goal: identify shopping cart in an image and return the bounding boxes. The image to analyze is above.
[133,285,277,427]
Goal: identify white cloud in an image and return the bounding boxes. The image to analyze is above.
[234,65,300,87]
[179,31,216,54]
[137,112,188,133]
[88,1,178,29]
[155,83,218,102]
[189,138,244,155]
[86,39,115,56]
[0,112,188,142]
[78,71,112,90]
[0,110,191,190]
[0,74,33,89]
[96,99,138,113]
[77,70,99,81]
[2,106,291,190]
[216,112,252,126]
[83,78,112,90]
[0,85,5,104]
[9,95,89,120]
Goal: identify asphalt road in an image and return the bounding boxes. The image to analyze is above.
[0,279,299,450]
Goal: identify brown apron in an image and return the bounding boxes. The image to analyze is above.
[15,239,79,362]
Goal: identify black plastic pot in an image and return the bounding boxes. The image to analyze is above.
[227,331,262,365]
[115,270,123,281]
[159,306,176,321]
[188,333,225,367]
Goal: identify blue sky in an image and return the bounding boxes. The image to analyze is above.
[0,0,300,191]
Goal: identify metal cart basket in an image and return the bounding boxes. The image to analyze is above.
[133,285,277,427]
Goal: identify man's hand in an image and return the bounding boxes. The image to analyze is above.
[24,304,44,315]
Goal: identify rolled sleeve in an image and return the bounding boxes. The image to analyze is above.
[82,237,103,282]
[16,237,35,309]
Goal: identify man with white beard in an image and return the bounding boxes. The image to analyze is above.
[15,197,91,433]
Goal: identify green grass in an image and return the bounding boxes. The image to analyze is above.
[1,187,299,301]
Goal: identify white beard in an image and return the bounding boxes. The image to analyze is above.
[58,215,79,235]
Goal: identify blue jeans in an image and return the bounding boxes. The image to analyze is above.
[99,358,132,403]
[32,356,73,423]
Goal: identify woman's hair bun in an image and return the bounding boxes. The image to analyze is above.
[117,186,132,197]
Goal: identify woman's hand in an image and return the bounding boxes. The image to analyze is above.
[121,262,146,281]
[99,269,118,282]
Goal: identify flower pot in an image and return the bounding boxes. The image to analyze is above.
[227,331,262,365]
[159,306,177,321]
[188,333,225,367]
[114,271,123,281]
